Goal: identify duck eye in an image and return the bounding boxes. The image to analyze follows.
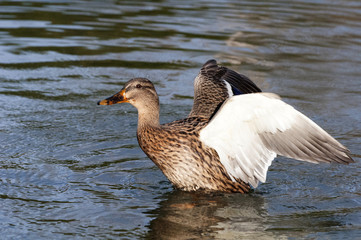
[135,84,142,88]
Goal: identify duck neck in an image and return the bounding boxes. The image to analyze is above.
[137,103,160,130]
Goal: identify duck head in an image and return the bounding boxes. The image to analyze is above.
[98,78,159,107]
[97,78,160,127]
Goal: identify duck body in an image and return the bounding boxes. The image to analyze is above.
[137,117,250,192]
[98,60,353,193]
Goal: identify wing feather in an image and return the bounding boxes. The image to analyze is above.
[199,93,353,187]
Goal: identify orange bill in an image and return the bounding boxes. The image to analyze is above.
[97,89,127,105]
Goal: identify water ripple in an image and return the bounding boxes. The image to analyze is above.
[0,0,360,239]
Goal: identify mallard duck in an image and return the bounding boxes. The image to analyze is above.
[97,59,354,193]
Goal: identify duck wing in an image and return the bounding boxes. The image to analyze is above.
[189,59,261,118]
[199,93,354,188]
[201,59,261,95]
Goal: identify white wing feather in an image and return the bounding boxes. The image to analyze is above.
[199,93,351,188]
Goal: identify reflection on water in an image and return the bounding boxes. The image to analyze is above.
[145,188,359,240]
[0,0,360,239]
[146,191,271,239]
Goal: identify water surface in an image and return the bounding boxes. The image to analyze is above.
[0,0,360,239]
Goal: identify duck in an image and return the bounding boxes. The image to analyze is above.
[97,59,354,193]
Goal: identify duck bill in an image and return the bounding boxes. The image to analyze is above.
[97,89,128,105]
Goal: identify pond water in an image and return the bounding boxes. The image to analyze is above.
[0,0,360,239]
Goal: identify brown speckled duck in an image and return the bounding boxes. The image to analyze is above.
[98,59,354,193]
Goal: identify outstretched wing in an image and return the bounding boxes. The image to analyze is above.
[189,59,261,118]
[199,93,353,187]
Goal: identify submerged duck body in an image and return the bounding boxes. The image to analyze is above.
[98,60,353,193]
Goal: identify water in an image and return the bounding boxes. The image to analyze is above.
[0,0,360,239]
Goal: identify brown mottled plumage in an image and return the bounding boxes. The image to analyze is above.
[97,60,353,193]
[98,77,250,192]
[138,118,250,192]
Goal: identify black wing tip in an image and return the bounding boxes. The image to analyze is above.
[223,68,262,94]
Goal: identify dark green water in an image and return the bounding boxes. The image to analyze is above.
[0,0,360,239]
